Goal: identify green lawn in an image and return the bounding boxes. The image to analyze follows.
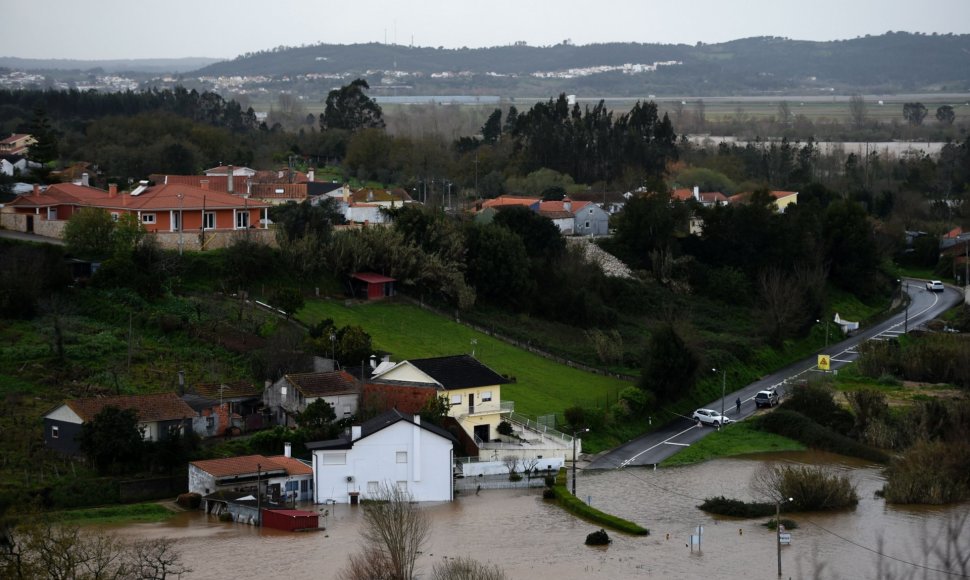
[660,420,805,467]
[298,299,631,419]
[49,502,175,525]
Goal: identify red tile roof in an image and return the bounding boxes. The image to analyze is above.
[352,272,396,284]
[480,195,540,210]
[193,381,261,400]
[536,199,591,213]
[64,392,195,423]
[267,455,313,476]
[284,370,359,398]
[248,183,308,199]
[190,454,292,477]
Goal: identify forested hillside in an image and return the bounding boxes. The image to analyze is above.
[193,32,970,95]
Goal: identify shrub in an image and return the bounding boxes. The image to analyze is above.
[585,529,611,545]
[782,381,853,435]
[542,488,556,499]
[764,518,798,530]
[882,440,970,504]
[754,410,889,463]
[698,496,775,518]
[549,469,648,535]
[754,463,859,511]
[497,421,513,436]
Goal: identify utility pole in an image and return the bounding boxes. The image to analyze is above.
[571,427,589,496]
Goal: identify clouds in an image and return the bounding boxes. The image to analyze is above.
[4,0,969,60]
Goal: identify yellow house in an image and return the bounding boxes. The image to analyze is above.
[371,355,512,444]
[770,190,798,213]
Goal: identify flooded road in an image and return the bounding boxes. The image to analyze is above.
[100,452,969,579]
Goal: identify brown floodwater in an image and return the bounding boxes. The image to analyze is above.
[96,451,969,579]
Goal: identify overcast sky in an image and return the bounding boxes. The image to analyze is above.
[5,0,970,60]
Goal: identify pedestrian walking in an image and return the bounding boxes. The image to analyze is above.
[735,397,741,414]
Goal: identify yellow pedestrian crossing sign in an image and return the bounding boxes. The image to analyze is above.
[818,354,831,371]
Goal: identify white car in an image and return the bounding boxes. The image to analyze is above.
[926,280,944,292]
[692,408,733,427]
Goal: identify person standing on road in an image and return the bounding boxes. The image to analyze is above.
[736,397,741,414]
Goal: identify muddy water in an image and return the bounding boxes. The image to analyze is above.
[99,452,969,579]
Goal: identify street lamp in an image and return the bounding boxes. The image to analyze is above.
[176,192,184,256]
[571,427,589,496]
[776,496,793,577]
[713,368,726,424]
[816,319,830,350]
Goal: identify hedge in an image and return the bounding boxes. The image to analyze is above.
[753,410,890,464]
[549,468,649,535]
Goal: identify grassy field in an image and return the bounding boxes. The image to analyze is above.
[297,299,632,419]
[47,502,176,525]
[660,420,805,467]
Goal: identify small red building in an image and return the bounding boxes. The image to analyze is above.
[351,272,396,300]
[260,508,320,531]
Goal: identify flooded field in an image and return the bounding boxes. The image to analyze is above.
[97,452,969,579]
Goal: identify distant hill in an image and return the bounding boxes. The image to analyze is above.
[0,56,221,74]
[190,32,970,96]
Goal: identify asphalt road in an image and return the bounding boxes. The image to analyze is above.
[587,279,965,470]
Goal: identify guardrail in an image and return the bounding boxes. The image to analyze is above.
[507,412,573,444]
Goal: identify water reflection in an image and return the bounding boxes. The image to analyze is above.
[98,452,969,580]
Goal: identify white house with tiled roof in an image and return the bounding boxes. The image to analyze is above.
[189,445,314,502]
[308,409,457,503]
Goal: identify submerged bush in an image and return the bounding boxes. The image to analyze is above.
[754,464,859,512]
[585,529,611,545]
[698,496,775,518]
[883,440,970,504]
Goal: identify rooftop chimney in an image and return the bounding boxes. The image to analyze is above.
[693,186,700,201]
[33,184,41,197]
[108,184,117,198]
[308,168,315,182]
[369,355,377,369]
[413,414,421,425]
[81,172,89,187]
[200,180,209,191]
[351,425,362,441]
[563,199,572,212]
[227,165,234,194]
[284,442,292,458]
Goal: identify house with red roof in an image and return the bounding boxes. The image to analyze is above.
[3,181,270,247]
[43,392,197,455]
[189,444,314,502]
[0,133,36,156]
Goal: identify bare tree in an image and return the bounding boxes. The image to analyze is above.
[502,455,518,480]
[849,94,867,130]
[128,538,190,580]
[758,269,806,346]
[431,556,508,580]
[340,484,430,580]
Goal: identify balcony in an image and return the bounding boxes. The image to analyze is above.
[454,400,514,421]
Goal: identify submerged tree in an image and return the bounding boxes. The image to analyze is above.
[340,485,430,580]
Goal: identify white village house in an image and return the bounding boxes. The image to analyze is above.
[308,409,457,504]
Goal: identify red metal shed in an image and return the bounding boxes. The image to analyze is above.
[261,509,320,531]
[350,272,396,300]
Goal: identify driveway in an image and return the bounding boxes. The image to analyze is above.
[587,280,964,470]
[0,229,66,245]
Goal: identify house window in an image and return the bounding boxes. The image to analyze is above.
[367,481,380,494]
[47,208,57,220]
[281,386,287,396]
[343,404,351,416]
[451,394,462,405]
[110,212,120,222]
[173,211,182,231]
[481,391,492,402]
[203,211,215,230]
[51,425,59,439]
[589,208,594,214]
[396,451,408,463]
[141,213,156,225]
[585,221,590,229]
[205,416,214,428]
[321,453,346,465]
[236,211,249,229]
